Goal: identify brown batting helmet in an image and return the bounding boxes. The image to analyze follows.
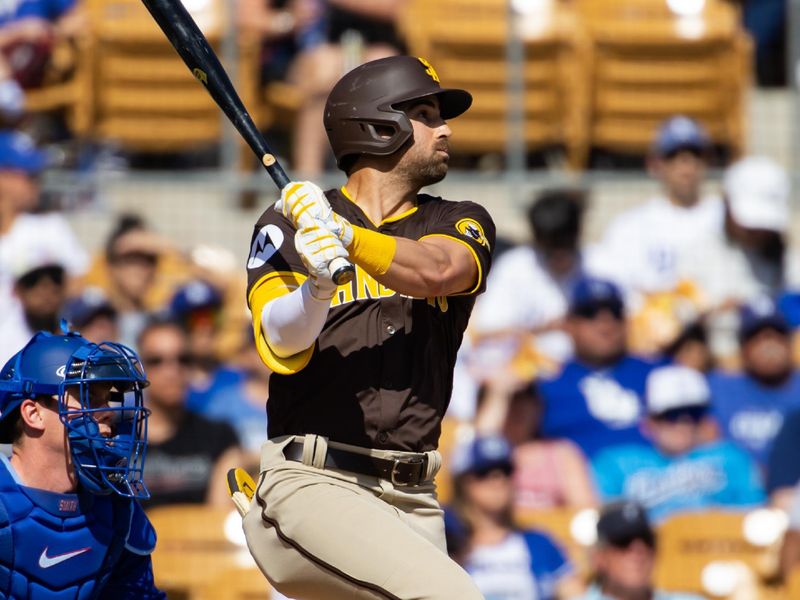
[324,56,472,171]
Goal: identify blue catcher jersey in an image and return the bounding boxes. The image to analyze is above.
[0,455,163,599]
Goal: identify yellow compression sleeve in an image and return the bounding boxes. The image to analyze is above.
[348,225,397,276]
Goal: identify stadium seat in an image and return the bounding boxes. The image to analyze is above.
[514,506,596,576]
[653,509,783,597]
[400,0,590,168]
[147,505,258,598]
[85,0,261,156]
[23,35,94,135]
[575,0,751,161]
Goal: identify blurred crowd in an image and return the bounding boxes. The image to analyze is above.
[0,0,798,599]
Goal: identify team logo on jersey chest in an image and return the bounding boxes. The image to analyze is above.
[455,218,489,249]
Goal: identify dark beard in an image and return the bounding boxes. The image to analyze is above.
[24,310,58,333]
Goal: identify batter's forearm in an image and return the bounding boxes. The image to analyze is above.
[261,282,330,357]
[377,237,472,297]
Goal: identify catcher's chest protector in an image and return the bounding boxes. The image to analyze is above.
[0,459,133,600]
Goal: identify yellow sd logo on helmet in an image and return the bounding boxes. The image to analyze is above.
[456,218,490,249]
[417,57,440,83]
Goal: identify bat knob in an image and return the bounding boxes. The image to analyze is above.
[332,261,355,285]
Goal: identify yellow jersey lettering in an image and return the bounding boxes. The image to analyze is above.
[426,296,449,313]
[355,266,381,301]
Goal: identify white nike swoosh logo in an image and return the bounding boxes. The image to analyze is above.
[38,546,91,568]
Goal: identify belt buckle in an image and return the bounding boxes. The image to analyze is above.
[390,457,425,487]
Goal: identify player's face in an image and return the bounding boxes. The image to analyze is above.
[62,383,116,436]
[395,97,452,187]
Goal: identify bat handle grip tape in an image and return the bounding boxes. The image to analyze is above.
[330,257,355,285]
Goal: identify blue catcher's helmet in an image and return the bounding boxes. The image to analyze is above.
[0,331,151,499]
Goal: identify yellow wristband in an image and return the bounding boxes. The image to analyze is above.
[348,225,397,276]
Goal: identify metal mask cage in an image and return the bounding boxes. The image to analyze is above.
[58,341,150,499]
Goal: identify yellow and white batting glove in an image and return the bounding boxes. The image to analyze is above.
[324,212,354,248]
[295,224,349,300]
[275,181,332,230]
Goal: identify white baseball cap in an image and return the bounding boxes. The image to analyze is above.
[723,156,790,233]
[646,365,710,416]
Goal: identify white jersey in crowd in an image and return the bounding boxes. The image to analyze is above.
[465,534,541,600]
[0,213,89,365]
[471,245,590,364]
[593,194,724,297]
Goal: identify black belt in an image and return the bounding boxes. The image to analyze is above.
[283,440,429,487]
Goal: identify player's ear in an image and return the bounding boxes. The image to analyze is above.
[19,397,47,434]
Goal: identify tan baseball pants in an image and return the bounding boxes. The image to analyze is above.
[241,435,484,600]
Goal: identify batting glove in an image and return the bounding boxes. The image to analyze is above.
[275,181,332,230]
[323,212,354,248]
[295,224,349,300]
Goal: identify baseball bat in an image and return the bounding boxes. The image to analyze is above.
[139,0,355,285]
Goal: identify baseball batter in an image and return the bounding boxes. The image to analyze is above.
[242,56,495,599]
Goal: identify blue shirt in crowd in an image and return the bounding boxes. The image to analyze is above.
[707,370,800,468]
[538,356,657,459]
[0,0,75,25]
[592,441,765,522]
[464,530,572,600]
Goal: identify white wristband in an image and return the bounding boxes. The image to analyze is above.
[261,281,331,358]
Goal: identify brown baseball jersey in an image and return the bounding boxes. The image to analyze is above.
[246,187,495,452]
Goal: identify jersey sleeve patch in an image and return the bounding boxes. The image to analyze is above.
[455,218,490,250]
[247,224,285,270]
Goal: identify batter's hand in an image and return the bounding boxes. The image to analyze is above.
[323,212,354,248]
[275,181,332,230]
[295,224,349,300]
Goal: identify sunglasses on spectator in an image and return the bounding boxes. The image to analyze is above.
[572,302,624,320]
[142,352,192,368]
[16,266,65,289]
[652,406,708,424]
[110,251,158,267]
[607,533,656,550]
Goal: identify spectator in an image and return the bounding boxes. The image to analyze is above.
[766,408,800,510]
[686,156,792,335]
[62,286,118,344]
[137,318,244,509]
[708,297,800,469]
[168,279,225,391]
[594,116,721,298]
[252,0,408,175]
[780,483,800,581]
[475,368,596,510]
[0,0,85,122]
[0,130,87,359]
[537,276,657,460]
[663,320,714,373]
[471,188,590,367]
[448,435,585,600]
[187,327,269,459]
[576,500,704,600]
[0,255,67,366]
[102,214,165,349]
[593,365,765,522]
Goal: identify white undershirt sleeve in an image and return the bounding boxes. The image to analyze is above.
[260,281,331,358]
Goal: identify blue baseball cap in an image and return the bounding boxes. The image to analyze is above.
[450,435,513,478]
[0,130,48,174]
[62,288,117,329]
[653,116,710,157]
[569,276,624,315]
[739,296,789,342]
[169,280,223,318]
